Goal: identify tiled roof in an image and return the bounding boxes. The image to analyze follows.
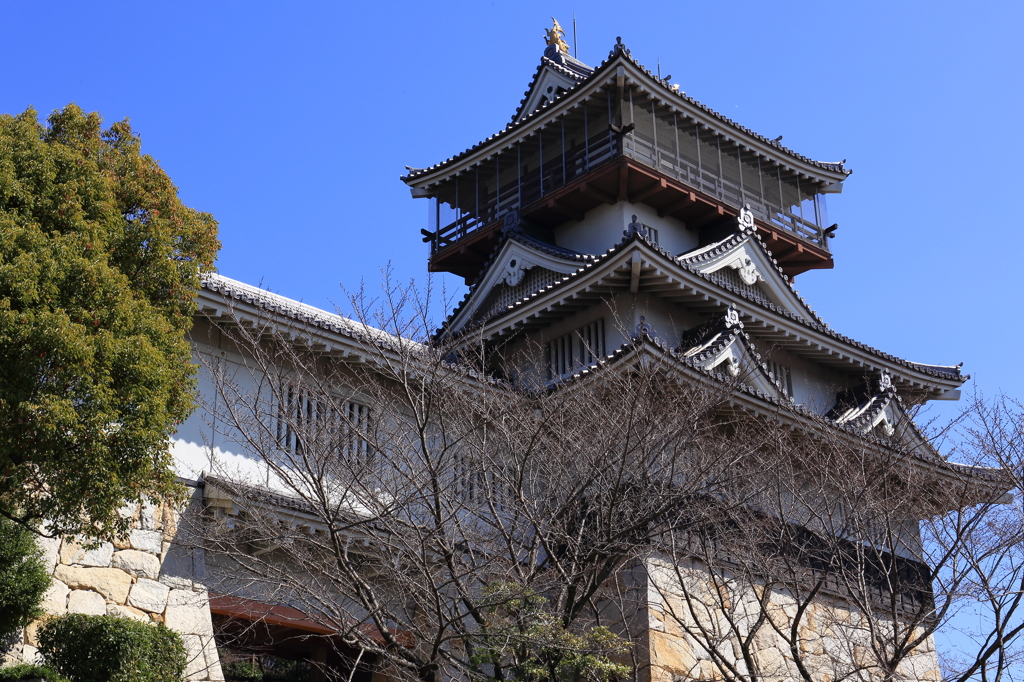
[403,41,850,186]
[470,231,965,384]
[547,335,1005,485]
[676,314,791,399]
[675,229,825,326]
[196,278,1002,489]
[199,274,417,350]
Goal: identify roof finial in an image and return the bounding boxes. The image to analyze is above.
[545,18,570,54]
[879,370,894,393]
[737,204,755,233]
[610,36,631,58]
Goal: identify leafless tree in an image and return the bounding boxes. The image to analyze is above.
[187,277,1023,682]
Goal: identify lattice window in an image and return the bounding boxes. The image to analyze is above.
[577,318,605,365]
[275,383,370,463]
[646,225,659,245]
[453,455,510,510]
[548,332,573,380]
[708,268,769,305]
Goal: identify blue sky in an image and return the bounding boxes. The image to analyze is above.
[3,0,1023,421]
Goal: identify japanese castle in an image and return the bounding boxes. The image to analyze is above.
[15,22,1009,682]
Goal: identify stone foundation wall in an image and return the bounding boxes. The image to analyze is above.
[1,494,223,681]
[644,558,940,682]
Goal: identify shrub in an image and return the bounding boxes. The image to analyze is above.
[0,663,69,682]
[37,614,186,682]
[0,518,51,641]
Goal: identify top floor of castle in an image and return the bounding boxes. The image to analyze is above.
[403,28,849,282]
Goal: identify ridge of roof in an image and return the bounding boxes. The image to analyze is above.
[471,232,965,384]
[403,42,849,186]
[201,273,359,336]
[200,273,418,350]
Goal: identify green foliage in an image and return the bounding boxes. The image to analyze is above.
[37,614,187,682]
[0,517,50,641]
[472,584,631,682]
[0,663,69,682]
[0,104,219,539]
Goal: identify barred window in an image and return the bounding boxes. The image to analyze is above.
[768,361,793,398]
[576,318,605,365]
[547,318,605,380]
[275,383,370,463]
[453,455,510,511]
[646,225,659,245]
[548,331,573,379]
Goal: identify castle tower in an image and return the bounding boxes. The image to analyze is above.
[401,24,1001,682]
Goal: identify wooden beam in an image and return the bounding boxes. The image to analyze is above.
[687,205,727,230]
[630,251,642,293]
[630,177,667,204]
[546,197,585,221]
[773,243,804,260]
[658,191,697,218]
[581,182,616,205]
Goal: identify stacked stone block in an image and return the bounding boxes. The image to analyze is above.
[1,499,223,681]
[644,558,941,682]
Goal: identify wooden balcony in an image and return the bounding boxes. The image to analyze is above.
[428,154,834,281]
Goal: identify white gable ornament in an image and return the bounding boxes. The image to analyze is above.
[879,370,894,393]
[501,256,537,286]
[728,256,762,286]
[724,354,741,377]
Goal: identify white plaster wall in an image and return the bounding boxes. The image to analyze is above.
[173,335,284,491]
[554,201,696,256]
[748,342,848,414]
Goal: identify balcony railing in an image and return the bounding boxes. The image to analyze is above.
[427,127,620,253]
[625,133,830,250]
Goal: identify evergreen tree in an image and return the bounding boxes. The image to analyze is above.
[0,105,219,539]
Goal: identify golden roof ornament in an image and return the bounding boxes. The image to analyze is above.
[544,17,570,54]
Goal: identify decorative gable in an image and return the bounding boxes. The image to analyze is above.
[677,310,791,402]
[445,235,591,335]
[828,371,929,447]
[678,208,820,321]
[516,68,577,122]
[513,47,594,123]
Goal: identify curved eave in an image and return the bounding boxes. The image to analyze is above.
[403,51,850,192]
[551,338,1009,503]
[471,235,965,395]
